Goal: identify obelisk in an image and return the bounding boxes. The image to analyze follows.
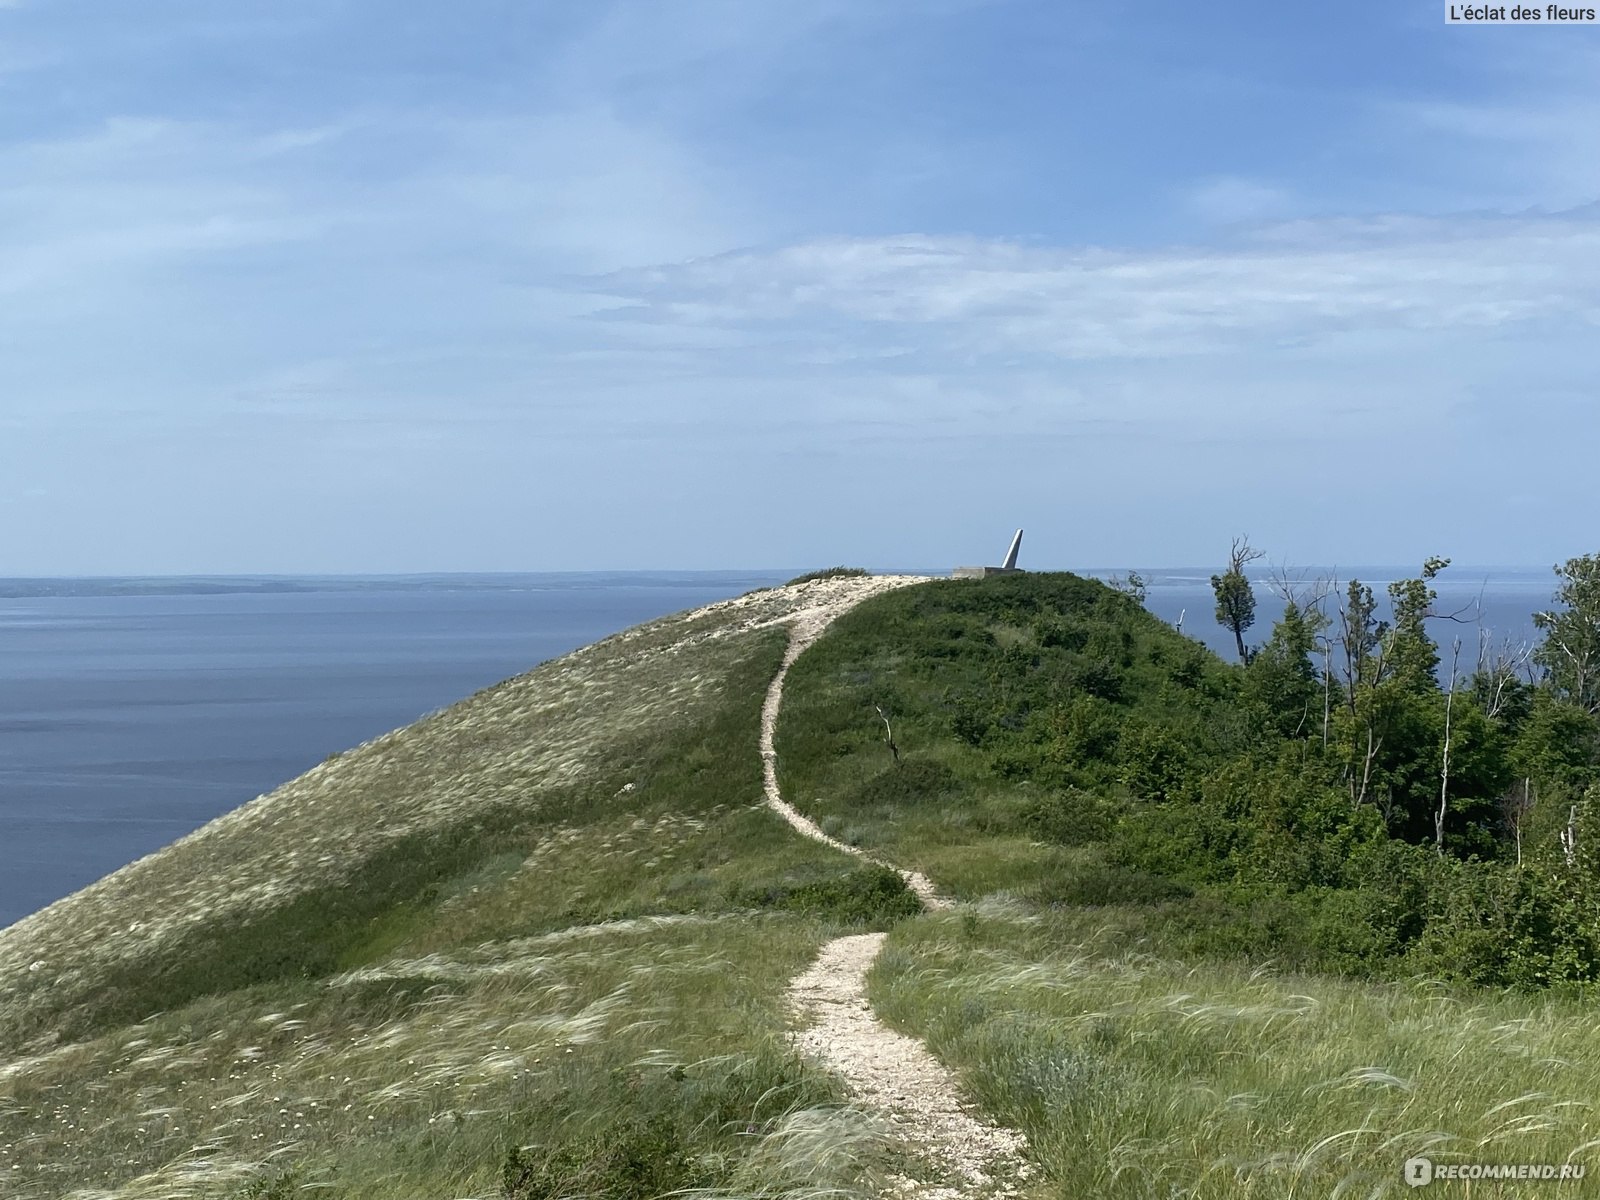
[1001,529,1023,571]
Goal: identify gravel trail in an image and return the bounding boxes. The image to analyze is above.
[759,577,1032,1197]
[757,577,948,910]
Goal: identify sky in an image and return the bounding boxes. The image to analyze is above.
[1,1,1597,574]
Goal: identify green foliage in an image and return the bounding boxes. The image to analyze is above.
[786,566,870,585]
[728,865,923,925]
[1406,856,1600,989]
[502,1114,709,1199]
[774,572,1242,882]
[1511,690,1599,791]
[776,563,1600,991]
[1534,553,1600,713]
[1020,787,1117,846]
[1242,599,1323,739]
[1024,862,1191,907]
[1210,536,1263,661]
[1210,568,1256,660]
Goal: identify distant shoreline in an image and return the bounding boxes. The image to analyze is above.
[0,564,1562,600]
[0,571,807,599]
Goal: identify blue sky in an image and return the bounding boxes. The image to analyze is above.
[2,1,1597,573]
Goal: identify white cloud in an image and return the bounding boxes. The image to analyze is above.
[0,118,331,303]
[595,211,1600,361]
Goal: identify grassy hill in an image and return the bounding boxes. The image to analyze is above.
[0,580,923,1199]
[4,570,1598,1198]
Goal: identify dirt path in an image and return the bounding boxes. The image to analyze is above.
[759,578,1031,1197]
[757,580,948,911]
[791,934,1030,1198]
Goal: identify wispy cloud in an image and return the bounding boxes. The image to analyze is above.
[594,210,1600,361]
[1386,42,1600,209]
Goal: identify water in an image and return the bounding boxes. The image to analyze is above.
[1107,566,1555,662]
[0,566,1562,930]
[0,573,790,928]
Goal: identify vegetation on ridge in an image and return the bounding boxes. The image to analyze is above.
[779,566,1600,987]
[776,565,1600,1196]
[785,566,871,586]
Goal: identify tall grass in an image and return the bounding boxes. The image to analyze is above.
[870,905,1600,1198]
[0,580,925,1198]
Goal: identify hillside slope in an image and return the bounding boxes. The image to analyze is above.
[0,576,947,1199]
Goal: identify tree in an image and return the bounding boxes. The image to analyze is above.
[874,703,900,764]
[1211,536,1264,662]
[1534,554,1600,714]
[1333,578,1387,808]
[1247,596,1328,740]
[1332,558,1468,827]
[1108,571,1148,605]
[1438,637,1461,854]
[1387,556,1450,695]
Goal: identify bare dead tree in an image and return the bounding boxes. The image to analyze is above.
[1107,571,1148,605]
[1265,564,1335,613]
[1355,725,1383,810]
[1437,637,1462,854]
[1562,804,1580,868]
[1335,588,1390,809]
[1314,635,1334,749]
[874,703,899,764]
[1476,632,1533,721]
[1501,777,1535,866]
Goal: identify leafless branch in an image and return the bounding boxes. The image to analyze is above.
[874,703,899,764]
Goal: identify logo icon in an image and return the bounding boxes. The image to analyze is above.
[1405,1157,1435,1188]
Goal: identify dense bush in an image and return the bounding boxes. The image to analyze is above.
[779,569,1600,991]
[1025,863,1191,907]
[728,865,922,925]
[1021,787,1117,846]
[502,1114,708,1199]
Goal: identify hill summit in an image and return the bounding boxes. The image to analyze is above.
[4,569,1599,1199]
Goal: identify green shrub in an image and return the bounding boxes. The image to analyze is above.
[728,865,922,925]
[1026,864,1191,907]
[853,759,963,807]
[1405,858,1600,988]
[1020,787,1117,846]
[502,1114,710,1199]
[1066,654,1123,701]
[238,1169,304,1200]
[786,566,870,585]
[1036,617,1090,652]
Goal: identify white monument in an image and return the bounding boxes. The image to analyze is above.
[953,529,1024,579]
